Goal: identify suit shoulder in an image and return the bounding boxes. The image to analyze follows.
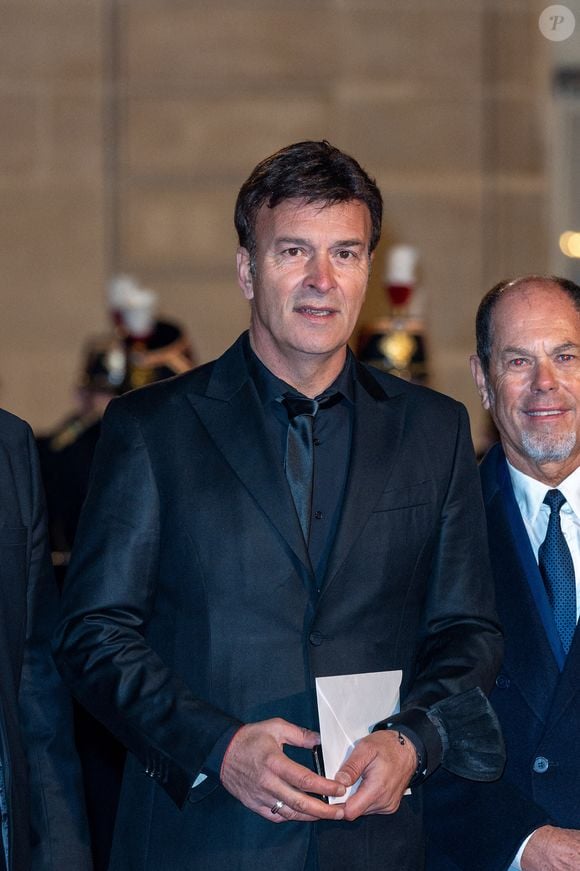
[106,359,216,419]
[479,442,504,495]
[361,362,465,416]
[0,410,36,489]
[0,407,33,447]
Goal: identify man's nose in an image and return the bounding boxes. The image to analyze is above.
[304,254,335,292]
[531,358,558,391]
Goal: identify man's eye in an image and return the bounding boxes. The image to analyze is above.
[336,249,355,260]
[558,354,575,362]
[283,247,302,257]
[509,358,527,367]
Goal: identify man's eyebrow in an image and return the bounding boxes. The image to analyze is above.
[499,346,532,357]
[331,238,366,247]
[273,237,366,248]
[500,342,580,356]
[552,342,580,353]
[274,236,310,247]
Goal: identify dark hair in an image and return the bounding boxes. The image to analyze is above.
[234,140,383,262]
[476,274,580,375]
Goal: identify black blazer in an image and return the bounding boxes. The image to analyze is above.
[424,442,580,870]
[0,409,91,870]
[54,336,502,871]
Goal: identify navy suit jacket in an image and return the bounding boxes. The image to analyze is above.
[54,336,501,871]
[0,409,91,870]
[425,442,580,870]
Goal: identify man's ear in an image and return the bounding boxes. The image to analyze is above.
[237,247,254,300]
[470,355,491,410]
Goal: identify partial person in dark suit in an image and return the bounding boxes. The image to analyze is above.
[38,319,194,871]
[0,408,91,870]
[425,275,580,871]
[53,140,502,871]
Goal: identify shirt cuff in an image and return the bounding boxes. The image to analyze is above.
[509,830,536,870]
[197,724,241,783]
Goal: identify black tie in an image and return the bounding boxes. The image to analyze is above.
[282,391,337,543]
[538,489,577,655]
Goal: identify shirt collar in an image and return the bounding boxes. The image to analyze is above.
[560,465,580,518]
[507,459,580,521]
[242,331,355,407]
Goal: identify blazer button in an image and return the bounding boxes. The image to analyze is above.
[495,674,510,689]
[533,756,549,773]
[309,631,324,646]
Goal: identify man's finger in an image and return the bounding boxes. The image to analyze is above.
[269,792,345,823]
[335,740,374,787]
[343,776,402,819]
[339,732,417,819]
[272,752,347,800]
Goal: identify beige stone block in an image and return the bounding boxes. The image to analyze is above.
[0,187,106,353]
[124,4,340,89]
[47,94,103,177]
[120,185,238,271]
[339,0,490,9]
[337,94,482,177]
[0,346,86,433]
[485,96,545,174]
[0,2,102,84]
[482,187,549,285]
[0,94,38,176]
[1,343,108,434]
[484,6,547,91]
[123,96,333,178]
[486,97,546,174]
[341,7,483,94]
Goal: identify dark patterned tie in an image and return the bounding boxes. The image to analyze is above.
[538,489,577,654]
[282,392,338,542]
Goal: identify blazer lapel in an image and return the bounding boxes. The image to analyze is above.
[545,627,580,732]
[320,362,406,595]
[186,338,311,574]
[482,447,561,718]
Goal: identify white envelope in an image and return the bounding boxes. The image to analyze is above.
[315,670,404,803]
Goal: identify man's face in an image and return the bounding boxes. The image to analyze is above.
[471,282,580,483]
[237,198,372,379]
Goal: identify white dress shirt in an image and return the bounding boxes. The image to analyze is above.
[506,461,580,869]
[508,461,580,620]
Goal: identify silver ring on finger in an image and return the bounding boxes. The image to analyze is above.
[271,799,285,815]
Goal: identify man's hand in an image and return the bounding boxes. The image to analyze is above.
[522,825,580,870]
[335,730,417,820]
[220,718,346,822]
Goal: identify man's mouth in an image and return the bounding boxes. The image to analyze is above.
[295,306,335,317]
[524,409,568,418]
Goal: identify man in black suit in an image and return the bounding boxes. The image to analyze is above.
[0,408,91,870]
[425,276,580,870]
[54,140,502,871]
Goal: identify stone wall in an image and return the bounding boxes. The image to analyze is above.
[0,0,552,446]
[0,1,107,428]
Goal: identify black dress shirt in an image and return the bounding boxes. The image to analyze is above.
[245,336,354,586]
